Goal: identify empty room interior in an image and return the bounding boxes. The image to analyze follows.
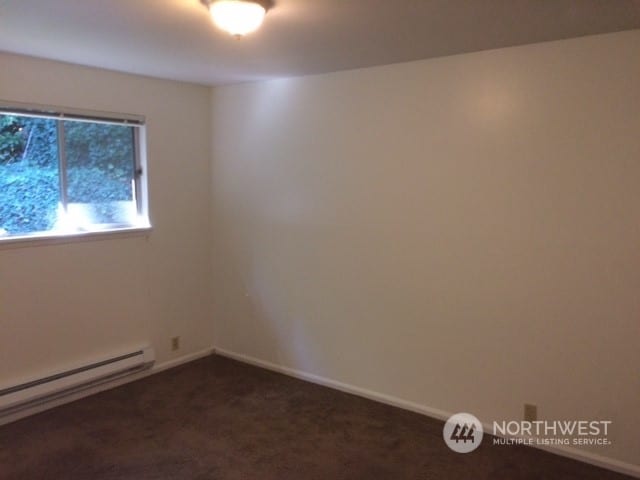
[1,1,639,478]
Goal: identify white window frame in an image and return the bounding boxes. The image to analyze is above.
[0,100,151,246]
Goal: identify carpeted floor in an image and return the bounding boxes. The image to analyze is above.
[0,355,633,480]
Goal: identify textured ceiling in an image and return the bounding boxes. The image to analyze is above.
[0,0,639,86]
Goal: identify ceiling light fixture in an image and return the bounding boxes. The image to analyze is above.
[200,0,273,37]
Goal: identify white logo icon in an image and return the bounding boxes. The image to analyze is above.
[443,412,484,453]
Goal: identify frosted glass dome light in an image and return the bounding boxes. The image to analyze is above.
[208,0,267,37]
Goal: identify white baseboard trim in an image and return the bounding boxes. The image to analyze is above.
[0,347,214,426]
[152,347,215,374]
[214,347,640,479]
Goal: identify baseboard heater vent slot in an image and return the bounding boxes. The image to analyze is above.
[0,346,155,416]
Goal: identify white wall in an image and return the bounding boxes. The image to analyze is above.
[0,53,214,384]
[210,30,640,466]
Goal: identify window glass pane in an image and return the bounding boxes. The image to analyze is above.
[0,115,60,236]
[64,121,136,227]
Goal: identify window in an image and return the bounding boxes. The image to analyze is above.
[0,102,149,240]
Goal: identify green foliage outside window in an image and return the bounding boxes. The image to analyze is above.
[0,114,135,236]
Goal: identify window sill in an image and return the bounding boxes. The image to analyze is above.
[0,225,152,250]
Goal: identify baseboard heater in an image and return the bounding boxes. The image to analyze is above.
[0,346,155,417]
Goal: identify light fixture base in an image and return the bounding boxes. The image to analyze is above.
[200,0,274,12]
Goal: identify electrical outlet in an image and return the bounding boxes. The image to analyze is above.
[524,403,537,422]
[171,336,180,351]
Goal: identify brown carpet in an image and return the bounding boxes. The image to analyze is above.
[0,355,633,480]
